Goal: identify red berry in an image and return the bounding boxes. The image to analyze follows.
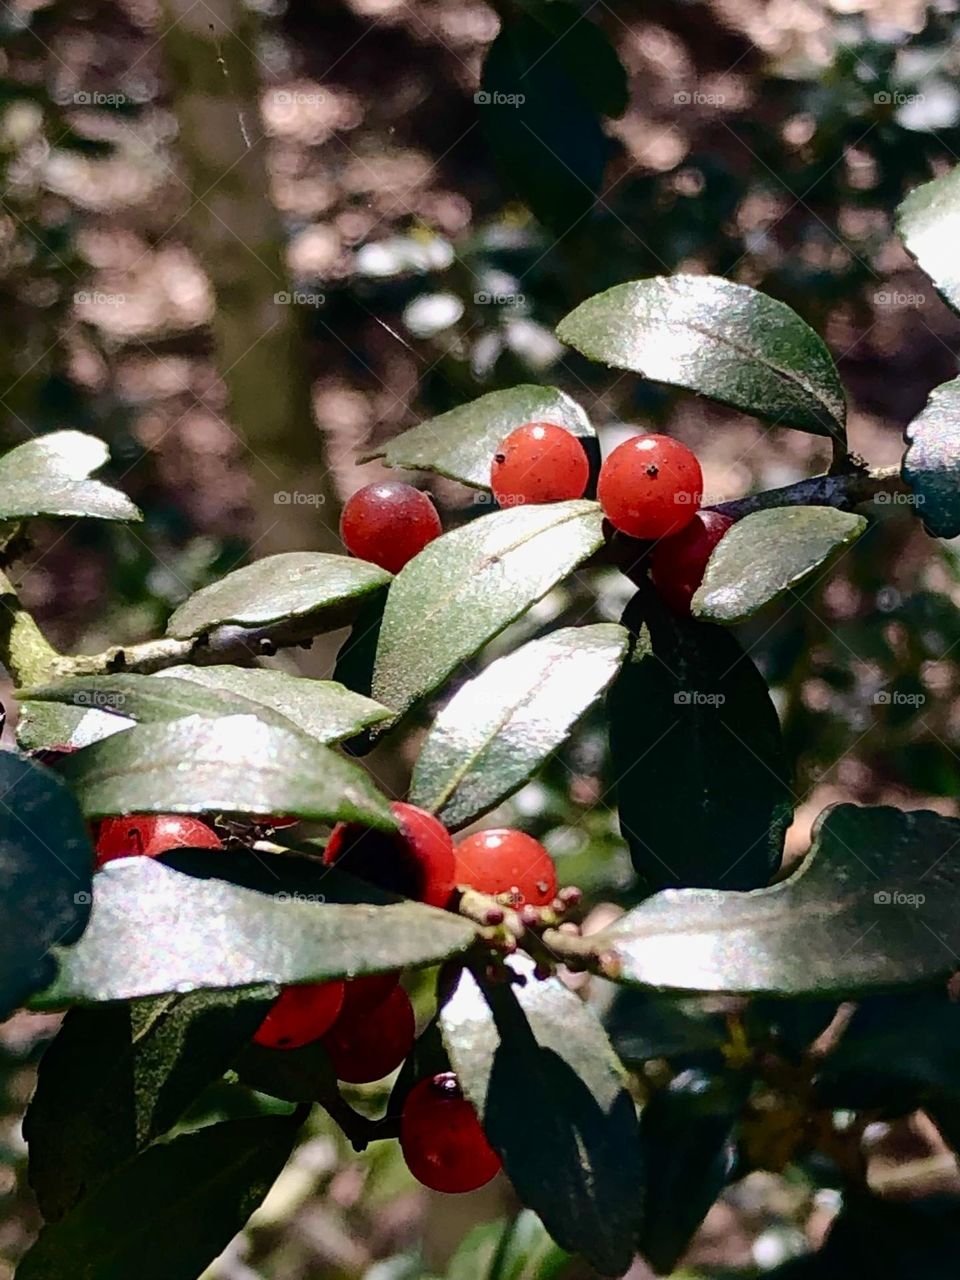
[254,981,346,1050]
[340,481,442,574]
[324,801,456,909]
[95,814,222,867]
[490,422,589,508]
[341,971,401,1015]
[322,982,415,1082]
[454,829,557,909]
[650,510,735,615]
[400,1072,501,1193]
[598,434,702,539]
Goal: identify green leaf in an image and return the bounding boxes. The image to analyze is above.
[38,857,477,1004]
[234,1039,335,1103]
[21,669,391,746]
[556,276,847,440]
[902,376,960,538]
[17,1113,301,1280]
[637,1070,740,1274]
[363,386,594,490]
[373,501,604,722]
[410,624,628,829]
[596,804,960,996]
[897,164,960,315]
[0,754,93,1018]
[440,955,642,1276]
[59,712,395,826]
[605,989,728,1065]
[480,15,608,233]
[446,1211,570,1280]
[16,701,129,753]
[692,506,867,623]
[609,609,792,891]
[166,552,390,640]
[526,3,628,119]
[0,430,141,522]
[24,987,275,1221]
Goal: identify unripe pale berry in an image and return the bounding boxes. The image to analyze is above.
[490,422,589,508]
[322,982,415,1082]
[650,509,735,614]
[454,828,557,908]
[94,814,222,867]
[324,801,456,909]
[340,481,442,574]
[254,981,346,1049]
[598,434,702,539]
[400,1072,501,1193]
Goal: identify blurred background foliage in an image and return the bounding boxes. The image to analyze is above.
[3,0,960,1275]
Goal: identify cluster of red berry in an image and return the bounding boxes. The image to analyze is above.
[92,804,560,1193]
[339,421,734,613]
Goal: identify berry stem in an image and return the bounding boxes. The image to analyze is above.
[713,465,906,521]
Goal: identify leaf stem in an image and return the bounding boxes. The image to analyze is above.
[713,466,907,520]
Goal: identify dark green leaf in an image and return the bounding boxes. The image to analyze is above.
[363,386,593,490]
[234,1039,335,1103]
[373,501,604,722]
[0,431,141,523]
[480,16,608,233]
[166,552,390,640]
[60,713,395,826]
[605,989,729,1065]
[21,668,392,745]
[902,376,960,538]
[897,163,960,315]
[409,624,628,829]
[0,754,93,1018]
[440,955,642,1276]
[25,987,275,1221]
[596,804,960,996]
[17,1113,301,1280]
[609,609,791,891]
[638,1070,741,1274]
[692,507,867,623]
[38,857,477,1004]
[526,3,628,119]
[557,276,847,440]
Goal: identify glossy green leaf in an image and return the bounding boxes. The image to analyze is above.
[557,276,847,440]
[373,501,604,721]
[24,987,275,1221]
[16,701,129,752]
[17,1113,301,1280]
[0,431,140,522]
[692,506,867,623]
[59,713,395,826]
[363,386,593,490]
[166,552,390,640]
[440,955,642,1276]
[526,2,628,119]
[410,623,628,829]
[597,804,960,996]
[39,857,477,1004]
[0,754,93,1018]
[897,164,960,315]
[480,15,609,232]
[902,376,960,538]
[609,610,792,891]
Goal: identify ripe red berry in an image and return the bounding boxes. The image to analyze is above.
[254,981,346,1050]
[324,801,456,909]
[322,982,415,1082]
[340,971,401,1015]
[454,828,557,909]
[598,434,703,540]
[400,1072,501,1193]
[95,814,222,867]
[650,509,735,615]
[340,481,442,574]
[490,422,589,508]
